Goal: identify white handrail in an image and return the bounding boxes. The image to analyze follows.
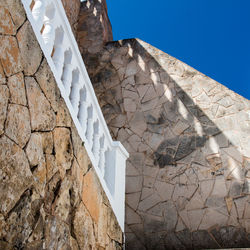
[21,0,128,231]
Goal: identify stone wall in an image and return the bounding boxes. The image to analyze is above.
[77,0,113,55]
[0,0,123,249]
[81,37,250,249]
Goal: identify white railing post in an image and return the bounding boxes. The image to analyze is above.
[32,0,45,30]
[62,63,73,96]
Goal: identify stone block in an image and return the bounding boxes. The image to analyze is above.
[5,104,31,148]
[26,77,56,131]
[82,170,101,223]
[154,180,174,201]
[126,176,143,193]
[126,205,141,225]
[17,21,42,75]
[0,35,22,76]
[126,192,140,211]
[138,193,161,212]
[53,127,73,176]
[7,72,26,105]
[35,59,61,113]
[0,8,15,35]
[0,136,33,215]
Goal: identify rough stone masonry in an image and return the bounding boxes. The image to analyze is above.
[0,0,123,249]
[76,0,250,249]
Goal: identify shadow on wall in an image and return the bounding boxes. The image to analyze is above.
[84,38,250,249]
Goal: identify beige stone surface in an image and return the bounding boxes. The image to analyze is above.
[53,127,73,176]
[35,59,61,113]
[26,77,56,131]
[0,135,33,215]
[0,8,15,35]
[73,202,96,249]
[7,72,26,105]
[0,35,22,76]
[17,21,42,75]
[5,104,31,148]
[25,132,44,167]
[82,170,101,223]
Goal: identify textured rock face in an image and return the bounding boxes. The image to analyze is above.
[0,1,123,249]
[81,36,250,249]
[77,0,113,55]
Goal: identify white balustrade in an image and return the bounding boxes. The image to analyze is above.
[21,0,129,231]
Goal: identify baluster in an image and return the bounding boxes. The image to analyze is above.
[52,27,64,78]
[42,17,54,54]
[32,0,45,31]
[62,63,73,96]
[42,3,55,54]
[61,49,73,96]
[69,70,80,112]
[98,136,105,175]
[86,106,93,149]
[92,120,100,159]
[78,88,87,130]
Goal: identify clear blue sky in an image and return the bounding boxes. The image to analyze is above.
[107,0,250,100]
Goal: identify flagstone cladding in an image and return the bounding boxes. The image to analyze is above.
[77,7,250,246]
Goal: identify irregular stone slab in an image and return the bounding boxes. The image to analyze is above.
[0,135,33,215]
[53,127,73,176]
[0,85,9,135]
[0,35,22,76]
[154,181,174,201]
[26,77,56,131]
[53,177,72,222]
[71,125,90,175]
[82,169,102,223]
[192,230,219,249]
[126,192,141,210]
[4,189,43,246]
[35,59,61,112]
[126,176,143,193]
[211,226,250,248]
[138,193,161,212]
[73,202,96,249]
[0,8,15,35]
[25,132,44,167]
[17,21,42,75]
[44,216,71,249]
[5,104,31,148]
[188,209,205,231]
[124,98,137,112]
[0,0,26,30]
[126,205,141,225]
[56,98,72,127]
[173,120,190,135]
[129,111,147,137]
[199,208,228,230]
[125,60,140,77]
[175,135,196,161]
[7,72,26,105]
